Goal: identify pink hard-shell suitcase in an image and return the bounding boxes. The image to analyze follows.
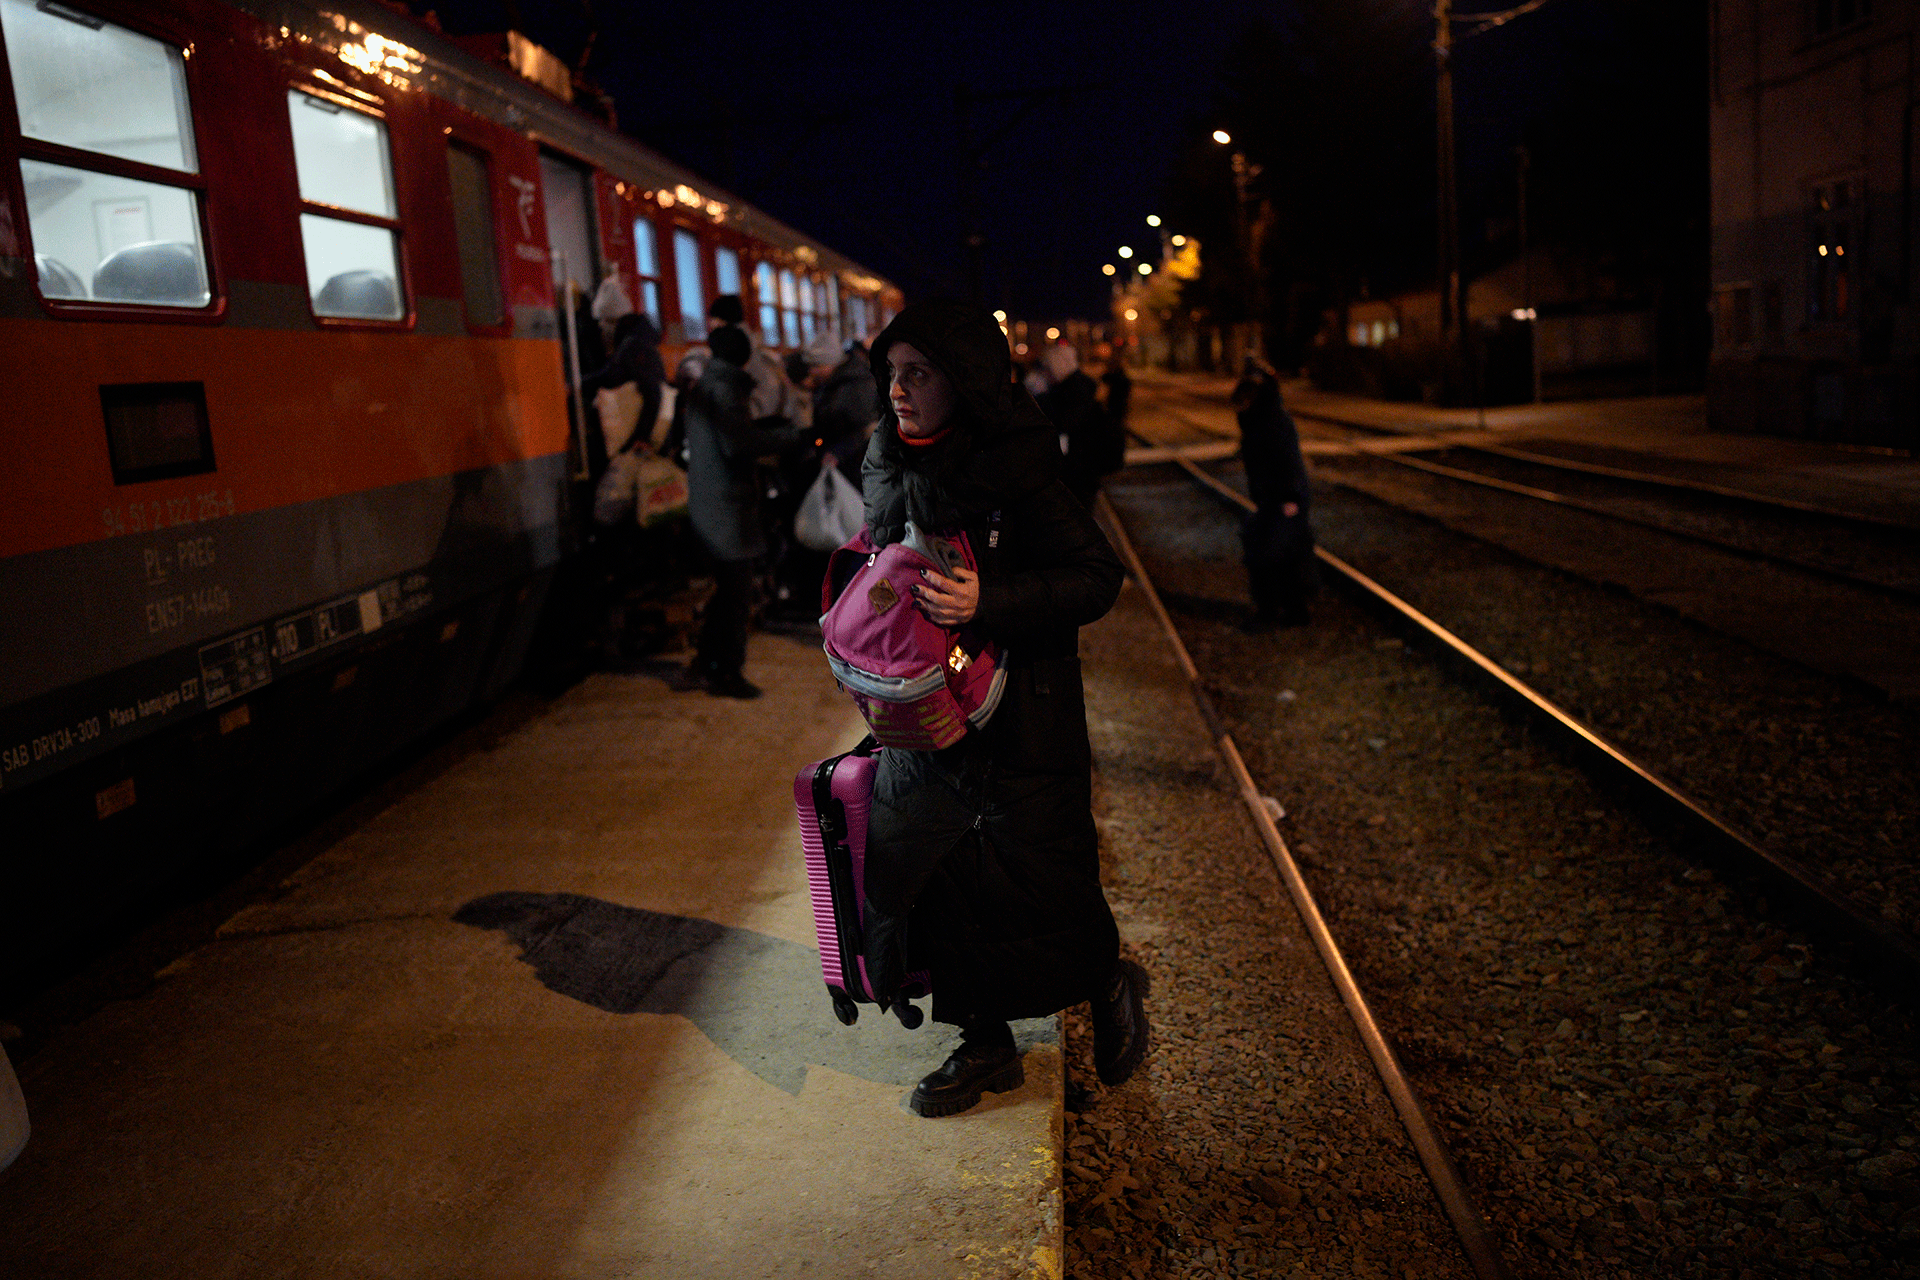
[793,738,928,1028]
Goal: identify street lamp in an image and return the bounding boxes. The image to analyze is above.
[1138,263,1152,275]
[1146,214,1161,227]
[1117,246,1134,259]
[1212,130,1231,145]
[1102,263,1117,276]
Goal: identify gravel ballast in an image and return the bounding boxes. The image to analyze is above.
[1065,570,1473,1280]
[1100,451,1920,1279]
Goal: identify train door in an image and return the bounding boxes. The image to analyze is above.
[537,151,599,478]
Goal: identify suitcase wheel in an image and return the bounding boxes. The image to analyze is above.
[832,993,859,1026]
[893,1000,923,1030]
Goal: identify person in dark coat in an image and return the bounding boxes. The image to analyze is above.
[809,332,882,487]
[1100,351,1132,436]
[1036,344,1123,507]
[683,324,799,697]
[1233,356,1316,627]
[583,312,666,455]
[854,300,1150,1117]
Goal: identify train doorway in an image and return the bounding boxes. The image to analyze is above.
[538,151,602,480]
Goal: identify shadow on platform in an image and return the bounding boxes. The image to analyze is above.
[455,891,940,1095]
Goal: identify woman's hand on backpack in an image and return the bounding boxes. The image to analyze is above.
[914,566,979,625]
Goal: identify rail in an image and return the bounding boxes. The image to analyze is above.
[1152,451,1920,998]
[1095,493,1515,1280]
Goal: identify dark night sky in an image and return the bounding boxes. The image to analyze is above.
[407,1,1694,322]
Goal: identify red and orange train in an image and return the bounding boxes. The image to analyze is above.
[0,0,899,989]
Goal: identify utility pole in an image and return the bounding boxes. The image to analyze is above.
[1435,0,1459,363]
[1231,149,1264,367]
[1518,143,1539,403]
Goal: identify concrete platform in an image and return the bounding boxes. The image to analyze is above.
[0,633,1063,1279]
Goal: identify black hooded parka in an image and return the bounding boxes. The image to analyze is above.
[855,301,1125,1026]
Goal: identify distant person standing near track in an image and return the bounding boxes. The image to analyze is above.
[1233,355,1316,628]
[683,324,798,698]
[853,300,1150,1117]
[1099,344,1131,436]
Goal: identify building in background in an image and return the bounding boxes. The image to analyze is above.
[1710,0,1915,445]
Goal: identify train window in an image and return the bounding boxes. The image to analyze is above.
[755,261,779,338]
[2,0,194,167]
[778,268,800,348]
[288,90,403,320]
[673,228,704,342]
[715,245,740,298]
[1,0,210,308]
[446,142,503,327]
[100,381,214,485]
[799,277,816,341]
[631,217,660,322]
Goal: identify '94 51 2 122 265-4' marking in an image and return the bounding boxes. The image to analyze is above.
[103,488,236,537]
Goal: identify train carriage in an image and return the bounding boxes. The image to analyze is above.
[0,0,899,993]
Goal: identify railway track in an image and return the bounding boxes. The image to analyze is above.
[1147,389,1920,605]
[1148,446,1920,995]
[1092,492,1513,1280]
[1095,452,1920,1278]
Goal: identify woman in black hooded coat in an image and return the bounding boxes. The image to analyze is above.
[853,300,1150,1117]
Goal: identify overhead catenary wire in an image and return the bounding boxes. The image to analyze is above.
[1452,0,1558,39]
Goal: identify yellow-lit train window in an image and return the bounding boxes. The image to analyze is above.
[0,0,210,308]
[288,89,404,321]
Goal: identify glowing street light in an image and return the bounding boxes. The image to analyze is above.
[1170,234,1187,247]
[1146,214,1161,227]
[1123,308,1139,321]
[1102,263,1117,276]
[1045,326,1061,340]
[992,309,1007,322]
[1212,130,1231,145]
[1117,245,1134,259]
[1137,262,1152,275]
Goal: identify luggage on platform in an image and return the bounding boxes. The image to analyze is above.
[793,738,927,1028]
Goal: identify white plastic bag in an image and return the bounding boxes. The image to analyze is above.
[594,382,644,456]
[794,464,864,552]
[593,450,642,525]
[636,454,689,527]
[0,1043,27,1172]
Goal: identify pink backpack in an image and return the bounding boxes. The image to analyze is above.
[820,523,1006,751]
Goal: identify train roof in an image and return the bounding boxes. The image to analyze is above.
[226,0,896,294]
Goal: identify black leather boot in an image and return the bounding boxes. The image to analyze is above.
[1093,959,1151,1087]
[908,1021,1023,1118]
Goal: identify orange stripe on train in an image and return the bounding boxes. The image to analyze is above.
[0,316,570,561]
